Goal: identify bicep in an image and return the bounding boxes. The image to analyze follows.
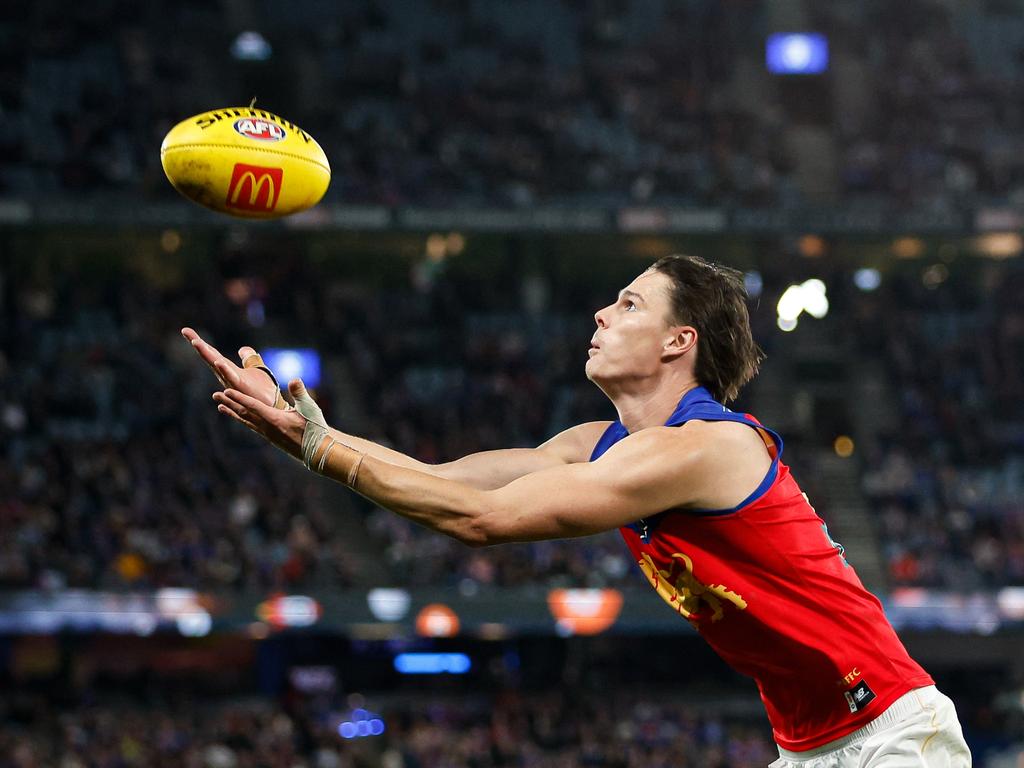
[477,429,700,544]
[537,421,614,463]
[435,421,613,490]
[437,448,569,489]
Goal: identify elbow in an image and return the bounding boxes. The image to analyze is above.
[459,517,495,548]
[447,491,509,548]
[461,532,490,549]
[459,507,509,548]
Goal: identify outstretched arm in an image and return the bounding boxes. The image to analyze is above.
[183,328,608,488]
[212,384,704,546]
[420,422,612,489]
[320,424,609,489]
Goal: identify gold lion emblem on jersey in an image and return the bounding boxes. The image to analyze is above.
[638,552,747,624]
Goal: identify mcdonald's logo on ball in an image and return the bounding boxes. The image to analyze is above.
[226,163,283,212]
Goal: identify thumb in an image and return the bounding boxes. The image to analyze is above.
[289,378,327,428]
[238,346,257,363]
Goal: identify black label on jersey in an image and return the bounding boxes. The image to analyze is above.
[843,680,876,713]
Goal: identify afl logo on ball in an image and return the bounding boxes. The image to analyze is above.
[233,118,286,142]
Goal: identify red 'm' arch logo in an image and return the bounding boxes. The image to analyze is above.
[226,163,283,211]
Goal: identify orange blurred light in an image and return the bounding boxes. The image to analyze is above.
[891,237,925,259]
[415,603,460,637]
[833,435,855,458]
[547,589,624,636]
[798,235,827,258]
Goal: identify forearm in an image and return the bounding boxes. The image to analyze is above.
[316,438,490,545]
[326,426,432,473]
[327,428,563,490]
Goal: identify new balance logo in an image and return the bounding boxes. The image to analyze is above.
[844,680,876,713]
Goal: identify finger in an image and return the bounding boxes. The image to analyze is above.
[213,391,249,418]
[185,330,241,379]
[199,345,240,387]
[223,388,276,419]
[214,359,242,386]
[235,348,260,368]
[288,378,308,398]
[217,404,260,432]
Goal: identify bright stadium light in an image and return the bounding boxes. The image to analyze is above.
[231,31,272,61]
[854,268,882,291]
[176,610,212,637]
[777,284,807,323]
[337,708,386,739]
[777,279,829,330]
[766,33,828,75]
[802,279,829,319]
[367,588,412,622]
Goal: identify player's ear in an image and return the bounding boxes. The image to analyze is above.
[663,325,697,360]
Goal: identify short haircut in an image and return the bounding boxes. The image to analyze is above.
[650,254,764,403]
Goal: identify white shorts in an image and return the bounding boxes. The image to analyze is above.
[770,686,972,768]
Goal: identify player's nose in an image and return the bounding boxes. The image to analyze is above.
[594,305,609,328]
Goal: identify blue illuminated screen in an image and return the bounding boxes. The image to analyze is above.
[261,348,321,389]
[766,33,828,74]
[394,652,472,675]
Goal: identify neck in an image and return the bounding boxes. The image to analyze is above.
[607,375,702,433]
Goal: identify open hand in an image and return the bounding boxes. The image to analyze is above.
[181,327,281,408]
[213,381,309,461]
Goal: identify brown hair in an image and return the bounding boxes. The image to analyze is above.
[650,254,764,403]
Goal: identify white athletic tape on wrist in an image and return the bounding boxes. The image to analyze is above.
[292,388,330,471]
[317,438,339,473]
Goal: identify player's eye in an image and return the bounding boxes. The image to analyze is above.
[624,300,637,311]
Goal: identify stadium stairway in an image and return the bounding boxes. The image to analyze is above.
[785,126,839,204]
[750,320,888,594]
[319,357,392,586]
[813,452,887,594]
[840,357,904,595]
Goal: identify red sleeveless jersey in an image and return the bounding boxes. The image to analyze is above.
[594,388,933,750]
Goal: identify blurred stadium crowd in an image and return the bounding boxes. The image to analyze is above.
[0,244,631,592]
[0,690,776,768]
[857,265,1024,589]
[5,0,1024,209]
[5,0,1024,765]
[3,244,1024,593]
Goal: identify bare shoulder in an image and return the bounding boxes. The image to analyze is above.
[603,421,773,507]
[580,422,772,511]
[680,419,770,451]
[675,419,774,509]
[670,419,773,468]
[538,421,615,464]
[583,420,768,462]
[586,422,735,461]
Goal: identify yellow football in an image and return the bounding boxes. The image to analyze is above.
[160,107,331,219]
